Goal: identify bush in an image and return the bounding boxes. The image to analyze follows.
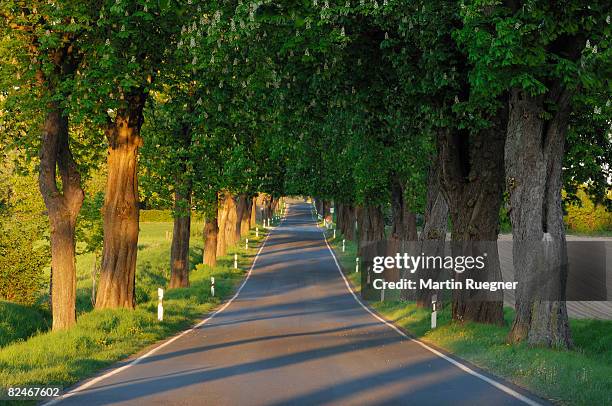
[0,216,49,305]
[564,189,612,234]
[139,209,174,222]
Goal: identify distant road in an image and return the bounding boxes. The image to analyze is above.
[53,201,545,405]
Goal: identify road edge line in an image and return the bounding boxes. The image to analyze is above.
[43,217,281,406]
[318,224,542,406]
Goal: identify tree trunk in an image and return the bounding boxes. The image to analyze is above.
[96,94,145,309]
[249,195,257,229]
[38,103,84,330]
[413,160,449,306]
[224,194,238,248]
[203,216,218,267]
[235,194,248,239]
[265,197,273,221]
[438,103,507,325]
[506,88,572,348]
[241,197,251,236]
[356,205,385,256]
[342,204,356,240]
[169,185,191,288]
[216,192,230,257]
[336,203,344,233]
[390,174,418,241]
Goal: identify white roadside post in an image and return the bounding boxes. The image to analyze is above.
[234,253,238,269]
[157,288,164,322]
[333,228,336,239]
[211,277,215,297]
[256,226,259,237]
[355,257,359,273]
[342,239,346,252]
[245,238,249,250]
[431,294,438,329]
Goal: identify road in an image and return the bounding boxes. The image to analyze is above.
[53,201,544,406]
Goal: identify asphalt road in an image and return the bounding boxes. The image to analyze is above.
[54,201,544,406]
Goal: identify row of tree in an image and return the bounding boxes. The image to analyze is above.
[1,1,610,350]
[270,0,610,349]
[0,0,286,330]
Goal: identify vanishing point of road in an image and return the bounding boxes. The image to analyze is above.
[52,201,546,406]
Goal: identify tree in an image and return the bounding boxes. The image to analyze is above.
[457,0,611,346]
[0,1,102,329]
[68,0,191,308]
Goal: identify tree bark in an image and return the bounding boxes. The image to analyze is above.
[413,160,449,306]
[356,205,385,256]
[265,196,273,221]
[203,216,218,267]
[438,102,508,325]
[390,174,418,241]
[216,191,230,257]
[235,194,248,239]
[506,87,572,348]
[96,93,145,309]
[250,195,257,228]
[336,203,344,233]
[341,204,356,240]
[224,194,238,248]
[169,185,191,288]
[38,103,84,330]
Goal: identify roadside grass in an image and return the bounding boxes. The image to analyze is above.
[0,221,268,400]
[324,228,612,406]
[0,302,51,348]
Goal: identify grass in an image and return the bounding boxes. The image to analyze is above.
[0,302,50,348]
[0,220,268,402]
[324,227,612,406]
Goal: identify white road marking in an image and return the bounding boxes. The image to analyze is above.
[317,206,543,406]
[44,216,280,406]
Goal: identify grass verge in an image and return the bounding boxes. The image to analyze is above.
[0,222,268,403]
[324,228,612,406]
